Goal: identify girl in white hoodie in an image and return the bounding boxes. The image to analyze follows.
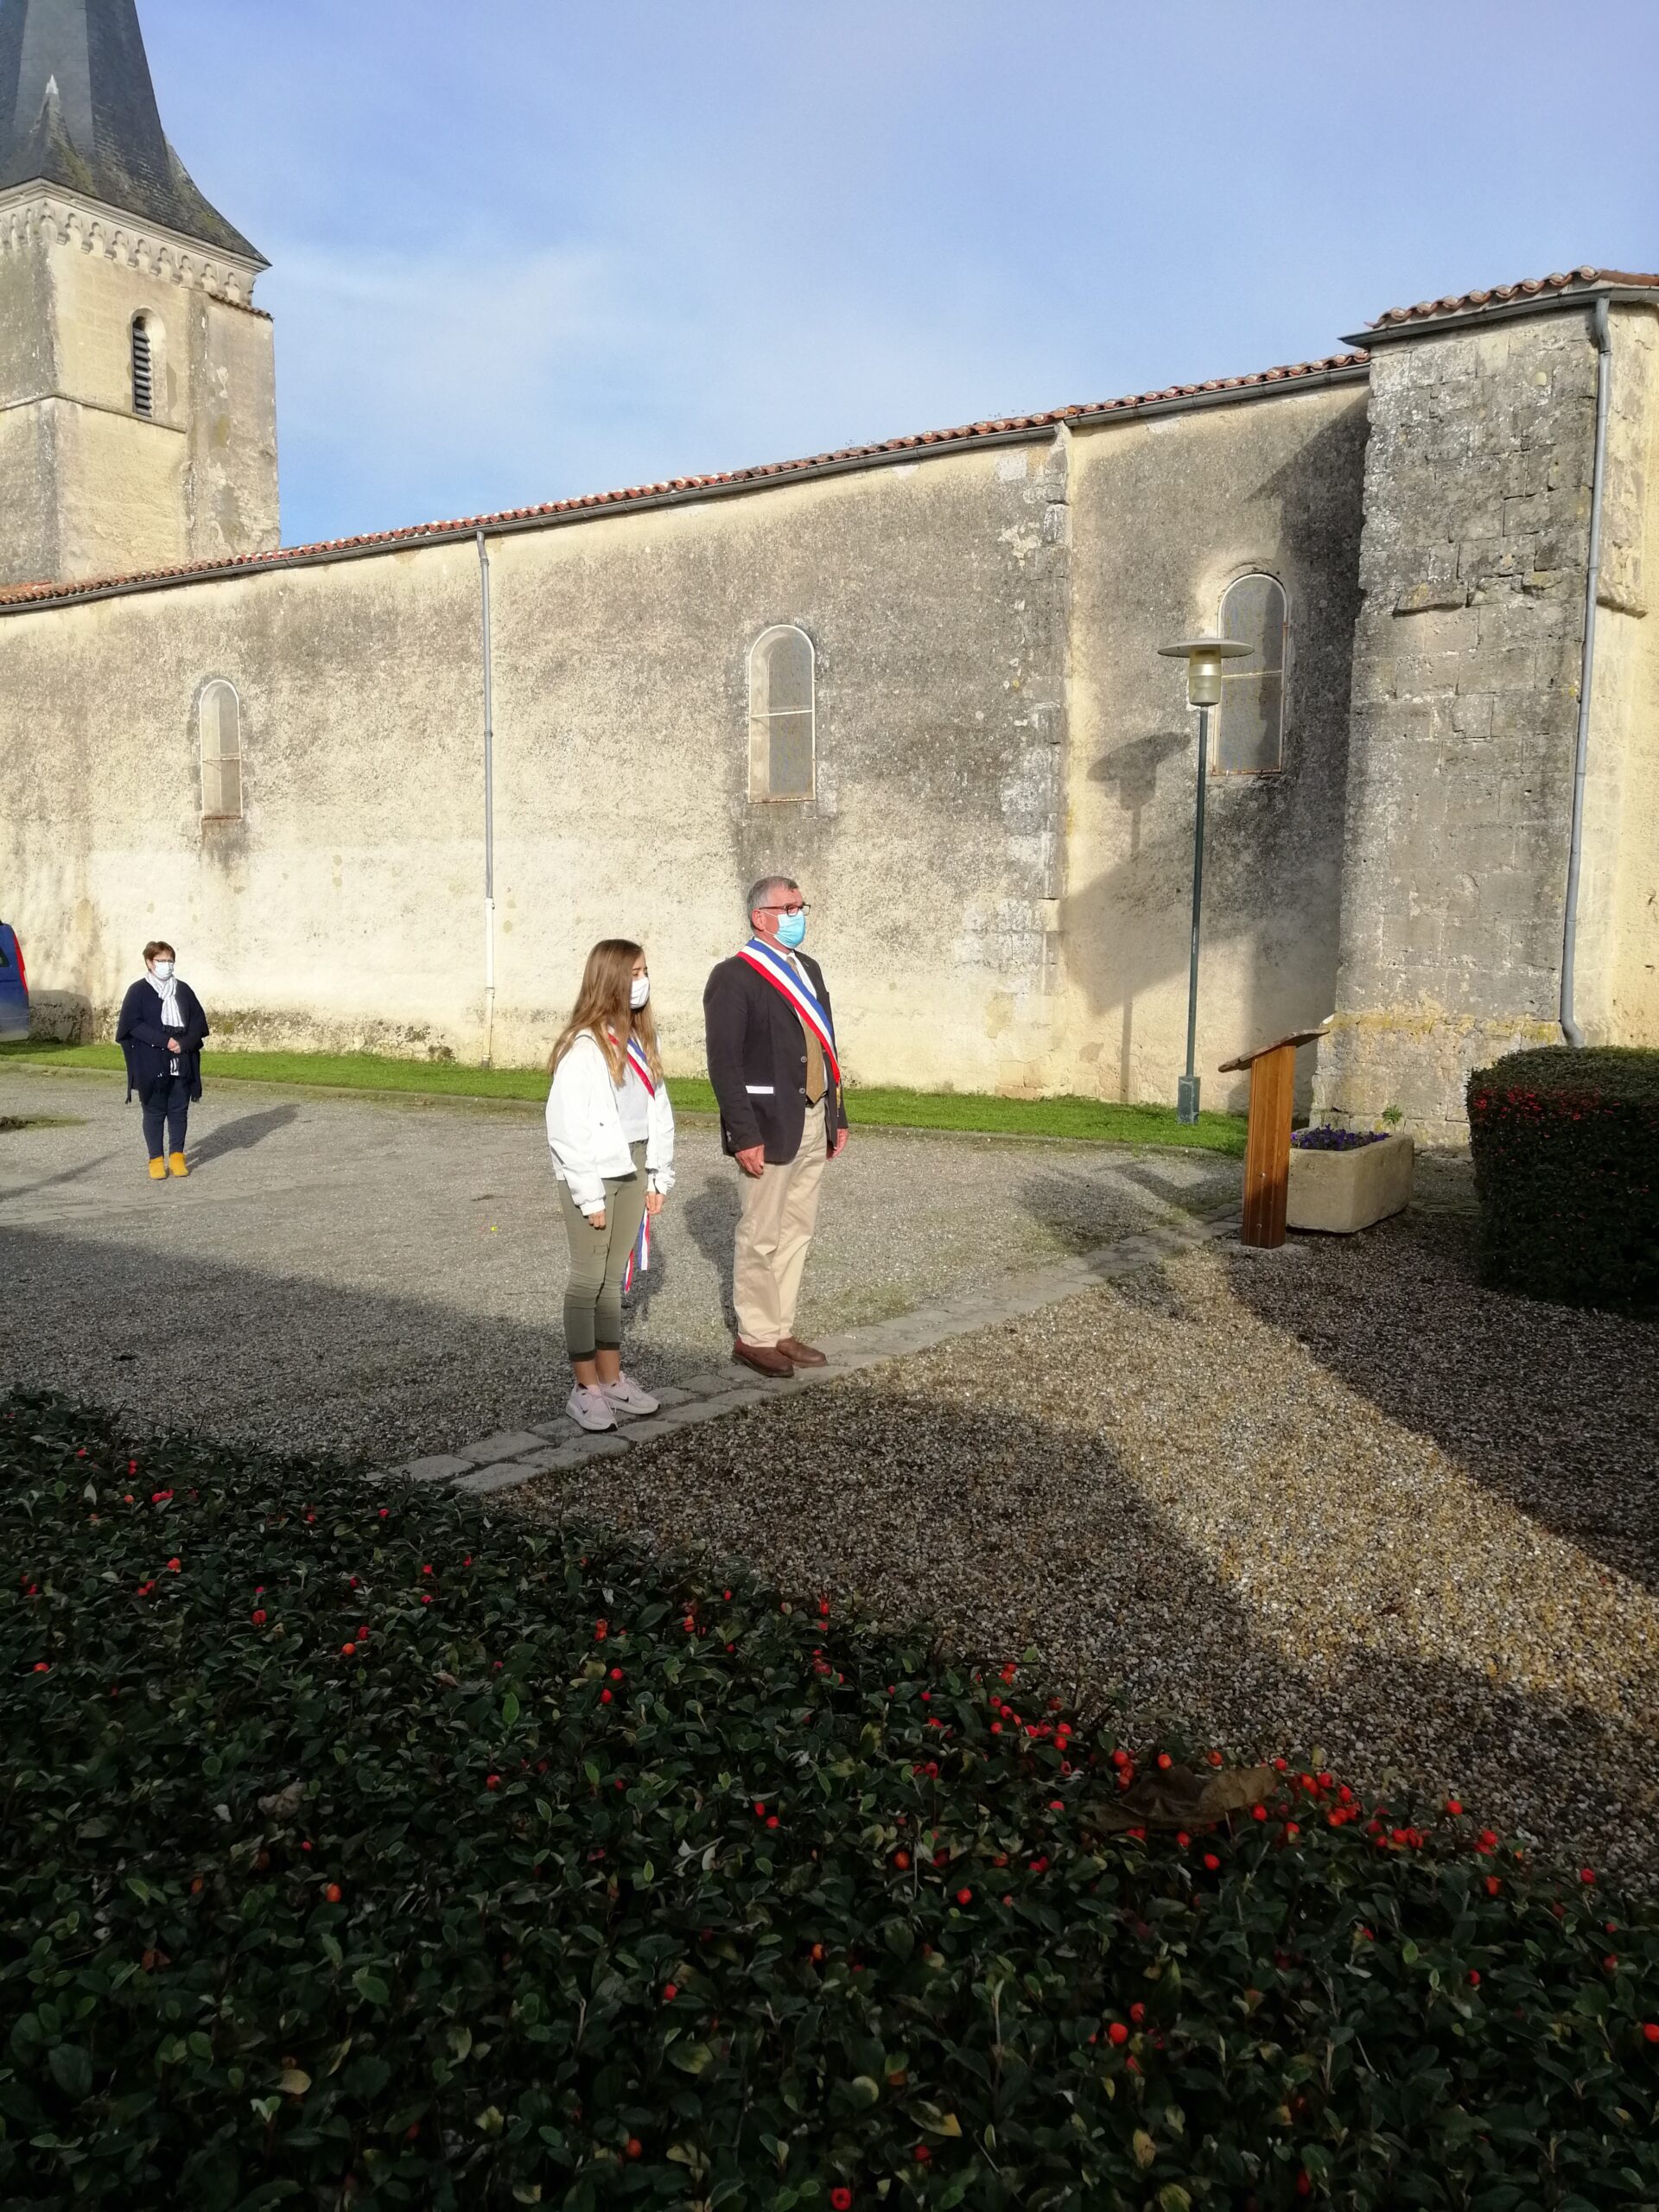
[545,938,676,1431]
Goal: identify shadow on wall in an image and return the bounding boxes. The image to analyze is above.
[1069,410,1365,1104]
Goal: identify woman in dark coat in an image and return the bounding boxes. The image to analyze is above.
[115,939,210,1180]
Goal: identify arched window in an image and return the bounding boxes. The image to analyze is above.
[1216,574,1288,774]
[200,681,243,819]
[131,315,155,417]
[747,625,815,801]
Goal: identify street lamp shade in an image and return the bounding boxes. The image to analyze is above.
[1157,633,1254,709]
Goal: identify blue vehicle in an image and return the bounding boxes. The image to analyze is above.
[0,920,29,1042]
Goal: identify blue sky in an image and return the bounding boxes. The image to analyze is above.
[143,1,1659,550]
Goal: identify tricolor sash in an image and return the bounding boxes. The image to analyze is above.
[608,1028,658,1290]
[735,938,842,1085]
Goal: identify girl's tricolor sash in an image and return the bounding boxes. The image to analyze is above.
[735,938,842,1084]
[608,1028,658,1292]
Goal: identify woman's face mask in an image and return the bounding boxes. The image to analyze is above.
[630,976,651,1011]
[150,960,175,981]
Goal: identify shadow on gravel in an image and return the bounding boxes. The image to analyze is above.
[191,1104,301,1167]
[0,1225,721,1464]
[524,1380,1658,1888]
[1222,1208,1659,1596]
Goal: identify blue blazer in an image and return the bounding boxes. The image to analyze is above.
[116,979,210,1103]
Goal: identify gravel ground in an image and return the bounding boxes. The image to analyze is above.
[518,1189,1659,1884]
[0,1067,1236,1459]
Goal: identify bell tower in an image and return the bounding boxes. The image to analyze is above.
[0,0,278,586]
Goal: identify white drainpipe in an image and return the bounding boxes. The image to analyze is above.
[1559,295,1612,1047]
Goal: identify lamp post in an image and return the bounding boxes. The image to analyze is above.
[1156,635,1253,1123]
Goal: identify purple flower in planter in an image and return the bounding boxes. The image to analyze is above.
[1291,1126,1389,1153]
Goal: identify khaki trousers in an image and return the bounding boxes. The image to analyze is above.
[733,1101,827,1348]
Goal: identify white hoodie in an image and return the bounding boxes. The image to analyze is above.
[545,1029,676,1217]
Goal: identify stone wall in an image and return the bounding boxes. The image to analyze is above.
[1065,383,1369,1113]
[1316,309,1606,1135]
[0,382,1371,1102]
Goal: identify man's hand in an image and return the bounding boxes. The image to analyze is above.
[831,1125,849,1160]
[735,1144,766,1179]
[645,1191,664,1217]
[166,1037,183,1052]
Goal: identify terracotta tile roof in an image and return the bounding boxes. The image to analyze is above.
[1369,266,1659,328]
[0,348,1368,613]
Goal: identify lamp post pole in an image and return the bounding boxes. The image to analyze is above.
[1179,700,1212,1125]
[1157,635,1252,1126]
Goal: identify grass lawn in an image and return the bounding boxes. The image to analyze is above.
[4,1394,1656,2210]
[0,1040,1249,1154]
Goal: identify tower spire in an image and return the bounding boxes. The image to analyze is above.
[0,0,262,261]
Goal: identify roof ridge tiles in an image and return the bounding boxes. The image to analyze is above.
[0,346,1370,613]
[1370,265,1659,327]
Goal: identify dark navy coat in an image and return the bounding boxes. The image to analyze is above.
[115,978,210,1104]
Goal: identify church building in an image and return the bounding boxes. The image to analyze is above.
[2,0,1656,1135]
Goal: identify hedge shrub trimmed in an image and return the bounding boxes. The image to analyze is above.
[1466,1046,1659,1309]
[4,1394,1659,2210]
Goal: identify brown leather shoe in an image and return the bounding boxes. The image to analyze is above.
[777,1336,828,1368]
[733,1339,795,1379]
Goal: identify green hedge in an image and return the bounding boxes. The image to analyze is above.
[5,1395,1659,2209]
[1466,1046,1659,1310]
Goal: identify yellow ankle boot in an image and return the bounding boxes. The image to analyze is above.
[168,1151,189,1178]
[148,1156,167,1180]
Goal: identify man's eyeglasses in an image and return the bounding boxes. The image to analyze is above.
[763,901,810,916]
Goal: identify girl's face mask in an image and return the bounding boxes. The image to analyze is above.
[629,976,651,1011]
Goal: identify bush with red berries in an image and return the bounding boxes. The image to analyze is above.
[1467,1045,1659,1310]
[3,1391,1657,2209]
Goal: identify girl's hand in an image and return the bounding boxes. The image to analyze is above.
[588,1208,606,1230]
[645,1191,664,1217]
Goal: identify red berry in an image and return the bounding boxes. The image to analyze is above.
[1642,2022,1659,2044]
[324,1883,342,1903]
[1107,2021,1128,2045]
[1445,1797,1462,1815]
[893,1850,911,1871]
[913,2145,931,2164]
[1204,1853,1221,1872]
[486,1775,500,1790]
[956,1887,972,1906]
[1129,2002,1146,2024]
[662,1983,677,2002]
[1580,1867,1596,1885]
[340,1643,356,1656]
[831,2191,854,2210]
[625,2138,643,2159]
[1156,1751,1173,1770]
[1466,1969,1480,1986]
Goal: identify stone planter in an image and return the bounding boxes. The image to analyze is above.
[1286,1132,1414,1235]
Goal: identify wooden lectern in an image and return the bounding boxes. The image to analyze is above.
[1217,1023,1332,1249]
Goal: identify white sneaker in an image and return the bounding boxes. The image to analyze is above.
[567,1384,618,1433]
[601,1375,659,1418]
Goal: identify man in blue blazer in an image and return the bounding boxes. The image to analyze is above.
[703,876,849,1378]
[115,940,210,1180]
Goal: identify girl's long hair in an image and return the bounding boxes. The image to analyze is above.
[548,939,663,1085]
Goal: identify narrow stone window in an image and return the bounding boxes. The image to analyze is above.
[200,681,243,819]
[747,625,815,801]
[131,315,155,417]
[1216,574,1288,774]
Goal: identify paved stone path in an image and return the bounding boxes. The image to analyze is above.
[400,1204,1246,1493]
